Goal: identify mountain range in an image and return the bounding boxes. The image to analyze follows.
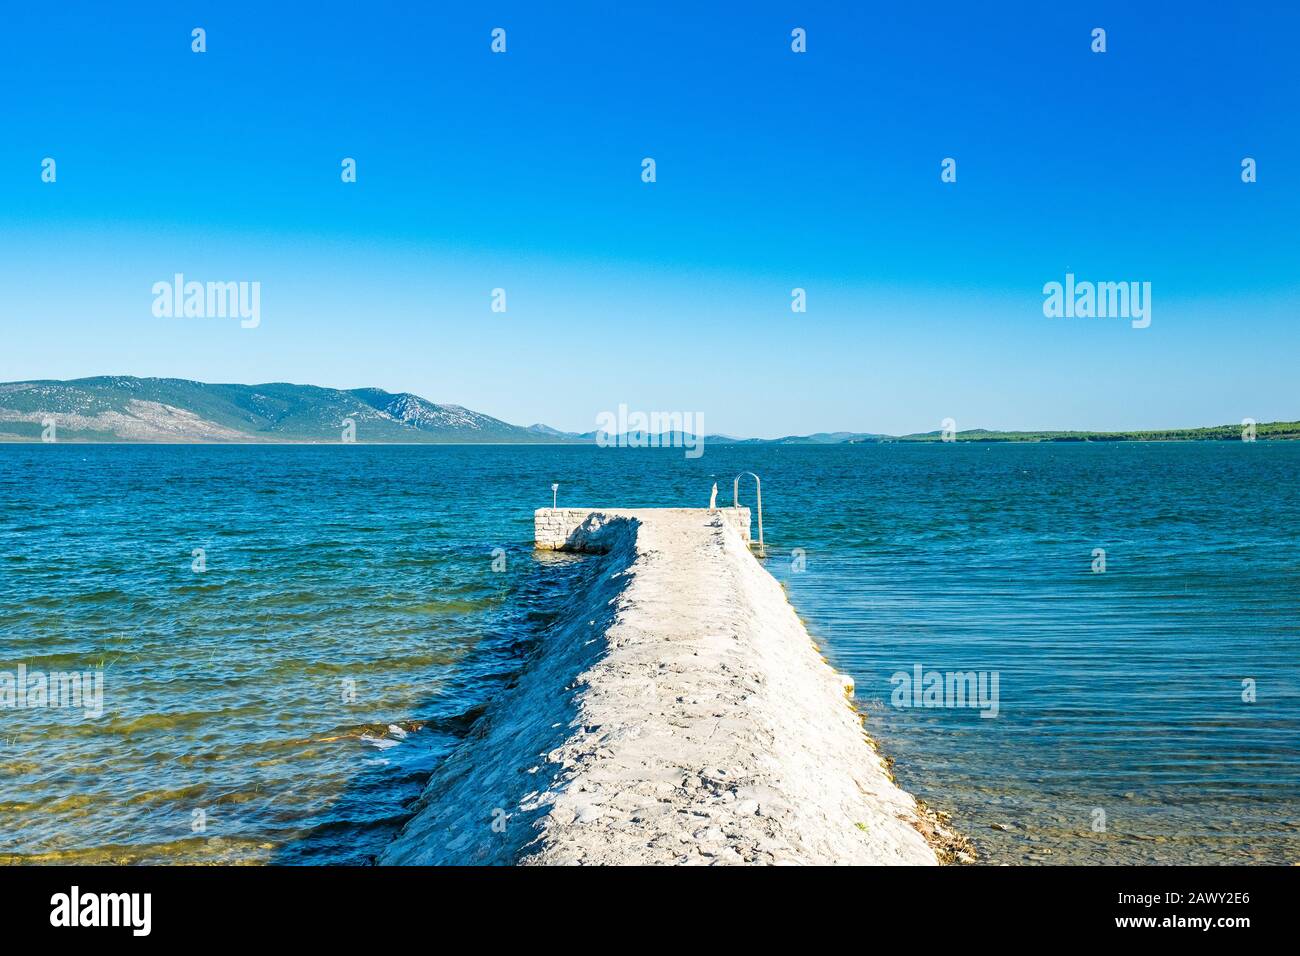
[0,377,556,443]
[0,377,1296,443]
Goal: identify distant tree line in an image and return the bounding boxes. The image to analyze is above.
[893,422,1300,442]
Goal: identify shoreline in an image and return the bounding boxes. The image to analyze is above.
[3,436,1296,446]
[382,508,949,865]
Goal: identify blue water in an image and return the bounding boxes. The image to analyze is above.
[1,443,1297,864]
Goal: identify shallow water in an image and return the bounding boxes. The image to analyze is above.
[1,443,1296,864]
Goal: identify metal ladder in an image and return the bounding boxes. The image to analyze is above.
[732,472,764,557]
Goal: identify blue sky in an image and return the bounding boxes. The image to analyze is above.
[1,1,1296,436]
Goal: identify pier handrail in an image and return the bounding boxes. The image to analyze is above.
[732,472,765,557]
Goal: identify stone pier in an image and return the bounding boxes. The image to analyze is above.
[533,506,751,551]
[382,507,940,866]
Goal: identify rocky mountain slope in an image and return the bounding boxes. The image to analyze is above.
[0,377,571,443]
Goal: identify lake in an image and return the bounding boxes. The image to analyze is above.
[1,442,1296,863]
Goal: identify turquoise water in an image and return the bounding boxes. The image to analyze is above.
[1,443,1297,864]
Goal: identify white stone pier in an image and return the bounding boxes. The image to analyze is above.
[382,507,940,866]
[533,506,751,551]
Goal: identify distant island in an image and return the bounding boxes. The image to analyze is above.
[0,377,1296,443]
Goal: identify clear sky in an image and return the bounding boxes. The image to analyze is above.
[1,2,1295,437]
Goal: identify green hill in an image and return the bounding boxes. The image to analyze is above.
[892,423,1300,442]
